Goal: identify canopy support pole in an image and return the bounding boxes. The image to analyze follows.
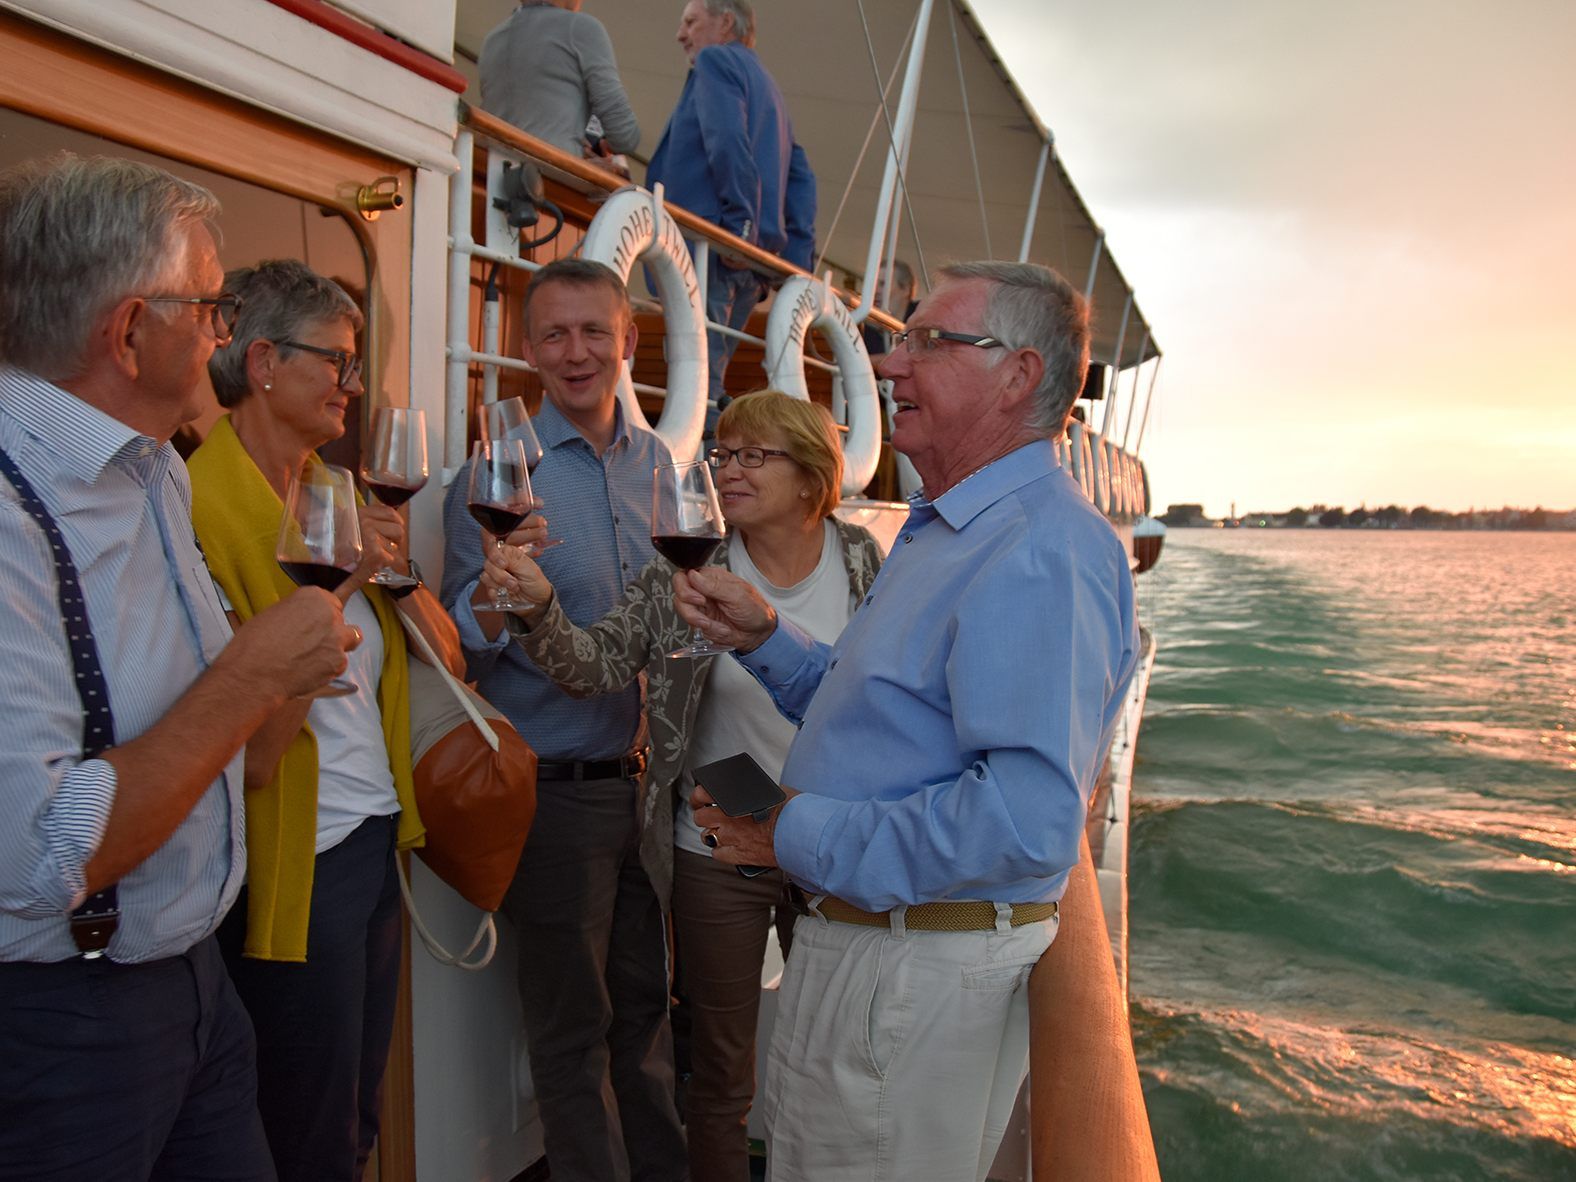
[1133,356,1162,454]
[1018,139,1052,262]
[1119,327,1150,447]
[1100,294,1132,435]
[1083,231,1105,302]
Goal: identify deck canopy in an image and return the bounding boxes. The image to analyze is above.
[454,0,1158,369]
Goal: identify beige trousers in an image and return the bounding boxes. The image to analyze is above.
[762,903,1056,1181]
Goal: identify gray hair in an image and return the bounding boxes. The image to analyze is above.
[703,0,755,46]
[0,153,220,381]
[208,259,363,408]
[938,261,1090,435]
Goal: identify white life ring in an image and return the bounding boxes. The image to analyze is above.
[580,186,708,461]
[762,275,881,495]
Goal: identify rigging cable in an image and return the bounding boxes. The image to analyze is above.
[810,9,918,280]
[853,0,930,288]
[946,0,993,260]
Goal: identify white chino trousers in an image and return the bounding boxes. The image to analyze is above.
[761,903,1056,1181]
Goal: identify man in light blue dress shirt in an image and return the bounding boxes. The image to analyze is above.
[0,155,361,1179]
[675,262,1140,1180]
[441,259,686,1181]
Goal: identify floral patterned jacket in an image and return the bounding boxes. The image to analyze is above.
[506,518,884,905]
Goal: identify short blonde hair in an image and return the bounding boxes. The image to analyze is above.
[716,390,843,517]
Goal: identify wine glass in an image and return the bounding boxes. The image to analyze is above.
[652,459,729,659]
[483,397,563,555]
[360,406,427,588]
[482,397,544,472]
[467,437,537,613]
[276,464,361,694]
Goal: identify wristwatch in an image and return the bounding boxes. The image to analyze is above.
[386,558,423,600]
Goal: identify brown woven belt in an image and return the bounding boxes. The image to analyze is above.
[814,896,1057,931]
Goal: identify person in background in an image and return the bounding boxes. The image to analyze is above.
[440,258,686,1182]
[861,258,919,356]
[189,259,462,1182]
[647,0,816,429]
[673,261,1141,1180]
[480,0,640,170]
[489,391,882,1182]
[0,153,357,1179]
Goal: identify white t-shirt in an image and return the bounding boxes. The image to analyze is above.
[678,520,855,855]
[309,590,400,853]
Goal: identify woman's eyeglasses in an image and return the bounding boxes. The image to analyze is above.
[706,446,794,470]
[278,340,364,389]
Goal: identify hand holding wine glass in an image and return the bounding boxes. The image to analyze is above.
[276,464,362,693]
[483,397,559,553]
[360,406,427,587]
[652,459,730,658]
[467,438,537,613]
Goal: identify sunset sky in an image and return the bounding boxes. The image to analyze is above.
[973,0,1575,517]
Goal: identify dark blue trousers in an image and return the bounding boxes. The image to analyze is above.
[0,934,274,1182]
[217,814,401,1182]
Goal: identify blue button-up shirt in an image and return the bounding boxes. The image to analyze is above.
[441,399,670,761]
[741,440,1139,912]
[0,368,244,963]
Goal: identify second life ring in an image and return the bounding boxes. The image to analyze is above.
[580,185,707,462]
[762,275,881,495]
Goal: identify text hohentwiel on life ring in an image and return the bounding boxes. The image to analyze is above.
[761,275,881,495]
[579,186,707,461]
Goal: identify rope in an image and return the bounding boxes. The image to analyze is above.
[947,0,993,259]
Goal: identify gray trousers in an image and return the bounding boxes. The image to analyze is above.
[503,773,688,1182]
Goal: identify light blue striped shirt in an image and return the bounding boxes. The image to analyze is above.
[741,441,1140,912]
[440,398,670,760]
[0,368,244,963]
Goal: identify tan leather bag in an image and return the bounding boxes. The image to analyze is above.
[408,658,537,914]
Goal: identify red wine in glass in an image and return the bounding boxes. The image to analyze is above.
[651,460,730,658]
[652,535,722,570]
[467,437,536,613]
[361,406,427,587]
[276,464,362,695]
[279,560,354,593]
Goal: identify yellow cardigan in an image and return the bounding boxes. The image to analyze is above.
[188,415,422,961]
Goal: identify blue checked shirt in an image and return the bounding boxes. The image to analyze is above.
[739,441,1140,912]
[0,368,244,963]
[441,399,670,760]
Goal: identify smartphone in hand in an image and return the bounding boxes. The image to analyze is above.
[691,753,786,877]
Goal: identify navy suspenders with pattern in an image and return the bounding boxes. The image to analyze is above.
[0,446,120,956]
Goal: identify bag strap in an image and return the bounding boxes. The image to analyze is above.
[0,445,120,956]
[393,609,501,969]
[395,857,497,970]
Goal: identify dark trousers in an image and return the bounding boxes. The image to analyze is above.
[503,774,688,1182]
[705,260,764,423]
[672,849,796,1182]
[0,934,274,1182]
[218,814,402,1182]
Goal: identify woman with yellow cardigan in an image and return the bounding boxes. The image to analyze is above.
[189,260,460,1182]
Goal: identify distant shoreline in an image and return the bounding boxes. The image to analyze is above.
[1158,505,1575,532]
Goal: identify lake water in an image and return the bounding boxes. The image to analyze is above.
[1130,529,1576,1180]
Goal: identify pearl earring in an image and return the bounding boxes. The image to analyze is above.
[263,382,272,391]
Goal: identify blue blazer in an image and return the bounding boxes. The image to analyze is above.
[647,42,816,270]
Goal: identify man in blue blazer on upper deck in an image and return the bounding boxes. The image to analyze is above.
[646,0,817,428]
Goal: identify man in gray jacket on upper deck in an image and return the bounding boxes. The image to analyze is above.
[479,0,640,166]
[647,0,817,426]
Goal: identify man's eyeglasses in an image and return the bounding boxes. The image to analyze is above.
[706,446,794,470]
[143,295,243,345]
[891,326,1003,355]
[278,340,364,389]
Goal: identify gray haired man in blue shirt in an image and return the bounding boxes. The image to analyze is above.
[675,261,1141,1180]
[0,154,361,1177]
